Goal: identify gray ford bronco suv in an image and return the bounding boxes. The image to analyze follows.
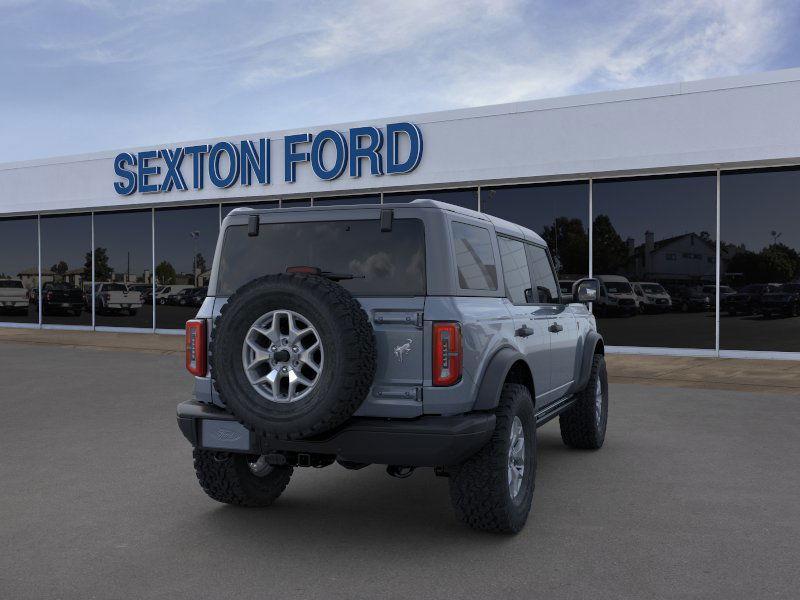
[178,199,607,533]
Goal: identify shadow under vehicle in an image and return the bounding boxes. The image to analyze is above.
[722,283,781,316]
[41,282,84,316]
[632,281,672,313]
[759,283,800,318]
[0,279,30,315]
[668,285,712,313]
[595,275,638,316]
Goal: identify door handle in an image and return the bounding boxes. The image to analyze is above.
[548,322,563,333]
[515,325,534,338]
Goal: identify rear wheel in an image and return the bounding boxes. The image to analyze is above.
[193,449,293,507]
[448,383,536,533]
[559,354,608,450]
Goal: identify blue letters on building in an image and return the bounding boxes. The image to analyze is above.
[113,122,422,195]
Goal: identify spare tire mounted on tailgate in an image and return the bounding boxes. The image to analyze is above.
[211,273,376,440]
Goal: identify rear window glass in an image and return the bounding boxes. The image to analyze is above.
[216,219,426,296]
[0,280,23,288]
[105,284,127,291]
[451,222,497,291]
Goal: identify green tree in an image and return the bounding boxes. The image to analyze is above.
[84,247,113,282]
[540,217,589,276]
[156,261,177,285]
[592,214,629,275]
[50,261,68,276]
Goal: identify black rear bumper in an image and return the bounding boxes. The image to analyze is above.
[177,400,495,467]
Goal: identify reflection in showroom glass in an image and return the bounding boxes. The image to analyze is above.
[592,174,716,349]
[40,214,92,326]
[155,206,219,330]
[93,210,153,329]
[720,168,800,352]
[0,217,39,324]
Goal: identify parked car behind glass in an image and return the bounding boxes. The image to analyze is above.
[669,286,711,313]
[759,283,800,318]
[722,283,781,316]
[632,281,672,313]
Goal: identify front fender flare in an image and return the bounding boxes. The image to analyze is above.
[472,347,529,411]
[571,331,604,393]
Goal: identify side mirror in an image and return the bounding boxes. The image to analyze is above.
[573,278,599,303]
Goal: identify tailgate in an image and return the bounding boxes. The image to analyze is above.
[354,297,425,418]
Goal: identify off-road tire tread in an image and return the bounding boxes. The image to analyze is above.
[448,383,535,533]
[559,353,607,449]
[210,273,376,440]
[193,449,293,507]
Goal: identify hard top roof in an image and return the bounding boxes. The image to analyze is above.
[227,198,546,246]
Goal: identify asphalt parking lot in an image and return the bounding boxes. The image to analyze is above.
[1,342,799,600]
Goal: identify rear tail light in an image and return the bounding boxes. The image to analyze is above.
[186,319,207,377]
[46,291,53,302]
[432,322,462,386]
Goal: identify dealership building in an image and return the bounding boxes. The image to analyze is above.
[1,68,799,359]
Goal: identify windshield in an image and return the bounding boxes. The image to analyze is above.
[0,280,23,288]
[104,284,127,291]
[740,284,764,293]
[641,284,665,294]
[217,219,426,297]
[719,286,734,294]
[604,282,632,294]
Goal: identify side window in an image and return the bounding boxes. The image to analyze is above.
[498,236,533,304]
[451,222,498,291]
[525,244,560,304]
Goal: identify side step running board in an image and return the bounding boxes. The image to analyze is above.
[534,395,577,427]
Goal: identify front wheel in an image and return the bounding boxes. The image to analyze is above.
[560,354,608,449]
[193,449,293,507]
[448,383,536,533]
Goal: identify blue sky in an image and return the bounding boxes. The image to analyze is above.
[1,0,798,162]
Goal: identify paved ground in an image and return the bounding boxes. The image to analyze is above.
[1,342,799,599]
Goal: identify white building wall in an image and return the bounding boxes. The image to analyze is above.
[2,68,800,215]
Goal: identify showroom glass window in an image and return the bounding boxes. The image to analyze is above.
[592,174,717,349]
[40,213,92,326]
[313,195,380,207]
[281,199,311,208]
[481,182,589,285]
[93,210,153,329]
[222,200,278,219]
[721,167,800,352]
[385,188,478,211]
[155,205,219,329]
[0,217,39,324]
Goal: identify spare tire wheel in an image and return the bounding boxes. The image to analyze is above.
[210,273,376,440]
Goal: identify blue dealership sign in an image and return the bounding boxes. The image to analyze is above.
[113,122,423,195]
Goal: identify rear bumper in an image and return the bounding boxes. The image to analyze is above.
[177,400,495,467]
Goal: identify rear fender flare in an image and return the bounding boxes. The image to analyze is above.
[473,347,532,411]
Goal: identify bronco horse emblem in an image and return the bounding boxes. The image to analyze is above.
[393,338,413,363]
